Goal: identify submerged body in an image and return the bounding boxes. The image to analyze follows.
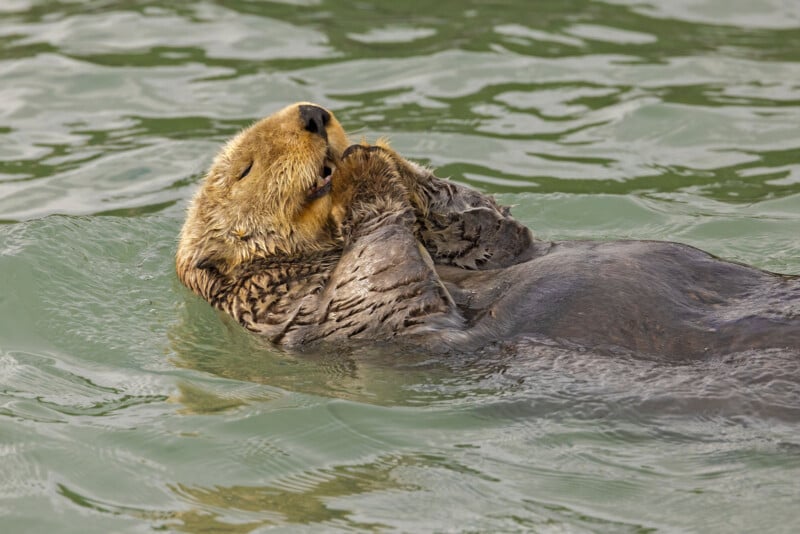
[176,103,800,359]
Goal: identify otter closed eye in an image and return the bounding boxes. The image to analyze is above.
[238,162,253,181]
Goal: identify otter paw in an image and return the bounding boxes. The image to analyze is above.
[331,145,416,235]
[334,144,410,204]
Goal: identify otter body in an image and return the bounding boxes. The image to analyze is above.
[177,103,800,359]
[438,241,800,357]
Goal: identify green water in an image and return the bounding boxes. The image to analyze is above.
[2,1,800,532]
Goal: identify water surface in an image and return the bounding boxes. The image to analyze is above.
[2,1,800,532]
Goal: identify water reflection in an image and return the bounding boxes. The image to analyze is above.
[170,454,416,532]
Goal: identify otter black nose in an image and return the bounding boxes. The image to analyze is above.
[299,105,330,140]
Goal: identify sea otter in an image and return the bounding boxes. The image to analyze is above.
[176,102,800,358]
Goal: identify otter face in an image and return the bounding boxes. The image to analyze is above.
[177,102,350,279]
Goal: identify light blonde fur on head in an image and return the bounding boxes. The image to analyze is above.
[176,102,350,290]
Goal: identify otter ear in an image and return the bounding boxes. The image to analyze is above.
[193,240,241,274]
[195,256,218,271]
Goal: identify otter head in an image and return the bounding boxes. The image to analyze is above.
[176,102,350,287]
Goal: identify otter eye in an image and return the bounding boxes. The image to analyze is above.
[237,161,253,181]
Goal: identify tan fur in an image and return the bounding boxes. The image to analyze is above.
[176,102,350,294]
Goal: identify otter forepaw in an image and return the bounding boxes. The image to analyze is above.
[334,144,410,204]
[331,145,416,237]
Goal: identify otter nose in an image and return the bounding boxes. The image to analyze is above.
[299,105,330,140]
